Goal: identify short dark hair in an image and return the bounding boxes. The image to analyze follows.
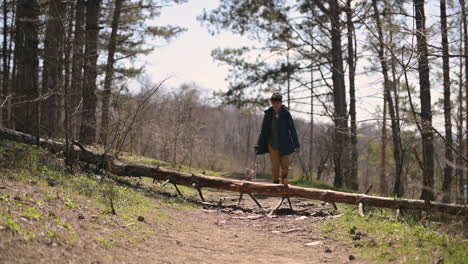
[270,92,282,102]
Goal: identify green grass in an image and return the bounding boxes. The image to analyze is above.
[321,205,468,263]
[95,236,114,249]
[22,207,42,220]
[0,139,198,246]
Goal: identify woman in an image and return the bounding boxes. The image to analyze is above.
[255,93,300,185]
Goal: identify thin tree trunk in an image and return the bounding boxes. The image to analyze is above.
[80,0,101,144]
[457,12,465,202]
[380,94,387,195]
[329,0,349,188]
[63,0,75,169]
[440,0,453,203]
[13,0,39,135]
[6,2,14,129]
[100,0,123,145]
[460,0,468,203]
[1,0,7,128]
[414,0,434,201]
[346,0,358,190]
[71,0,85,138]
[309,43,314,181]
[371,0,404,197]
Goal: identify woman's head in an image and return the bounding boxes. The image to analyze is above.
[270,92,282,111]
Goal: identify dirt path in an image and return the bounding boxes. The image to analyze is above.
[0,179,358,264]
[134,207,355,264]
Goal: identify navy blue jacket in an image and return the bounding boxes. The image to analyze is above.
[256,105,300,156]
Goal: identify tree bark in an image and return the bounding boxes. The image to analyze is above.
[13,0,39,135]
[309,43,314,180]
[42,0,65,137]
[329,0,349,188]
[80,0,101,144]
[0,127,465,215]
[1,0,8,128]
[380,93,387,195]
[371,0,404,197]
[6,1,14,129]
[346,0,358,190]
[414,0,434,201]
[460,0,468,203]
[440,0,453,203]
[100,0,124,145]
[71,0,85,138]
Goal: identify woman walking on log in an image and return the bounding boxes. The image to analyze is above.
[255,93,300,185]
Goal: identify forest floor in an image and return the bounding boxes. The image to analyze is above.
[0,141,466,263]
[0,177,356,264]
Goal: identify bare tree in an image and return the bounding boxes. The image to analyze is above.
[80,0,101,144]
[440,0,454,203]
[346,0,358,190]
[70,0,85,138]
[371,0,404,197]
[316,1,349,188]
[100,0,124,145]
[414,0,434,201]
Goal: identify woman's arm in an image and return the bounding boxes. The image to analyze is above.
[287,112,300,149]
[257,114,268,147]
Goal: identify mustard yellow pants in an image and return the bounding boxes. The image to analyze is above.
[268,145,289,183]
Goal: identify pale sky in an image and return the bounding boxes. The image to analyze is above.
[144,0,251,96]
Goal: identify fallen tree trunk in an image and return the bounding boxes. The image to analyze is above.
[1,128,466,215]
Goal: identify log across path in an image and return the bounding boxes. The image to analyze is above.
[1,128,466,216]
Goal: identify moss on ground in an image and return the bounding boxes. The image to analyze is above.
[321,205,467,263]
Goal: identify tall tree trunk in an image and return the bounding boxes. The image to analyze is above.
[80,0,101,144]
[457,8,465,202]
[63,0,75,169]
[440,0,453,203]
[71,0,85,138]
[309,43,314,181]
[371,0,404,197]
[461,0,468,203]
[329,0,349,188]
[13,0,39,135]
[414,0,434,201]
[42,0,65,137]
[346,0,358,190]
[380,94,387,195]
[1,0,7,128]
[6,2,14,129]
[100,0,123,145]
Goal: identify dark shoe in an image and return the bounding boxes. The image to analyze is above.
[273,180,280,184]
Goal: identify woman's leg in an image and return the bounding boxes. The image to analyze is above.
[268,145,280,183]
[280,154,289,184]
